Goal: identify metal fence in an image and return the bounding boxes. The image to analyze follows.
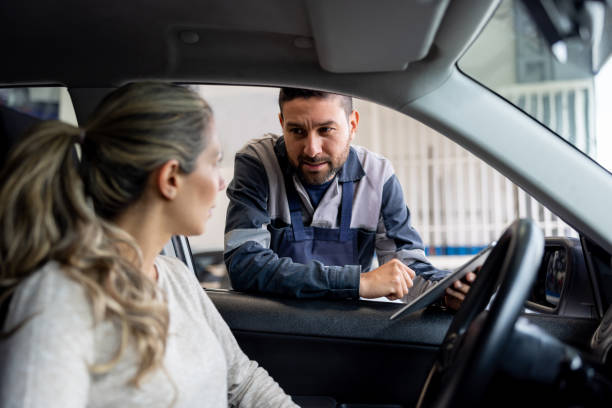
[500,79,596,156]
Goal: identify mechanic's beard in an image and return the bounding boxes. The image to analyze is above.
[297,159,337,185]
[295,143,350,185]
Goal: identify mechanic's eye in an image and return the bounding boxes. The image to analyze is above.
[289,128,305,136]
[319,127,334,134]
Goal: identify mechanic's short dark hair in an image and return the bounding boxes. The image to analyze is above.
[278,88,353,118]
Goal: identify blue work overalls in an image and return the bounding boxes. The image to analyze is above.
[275,175,359,267]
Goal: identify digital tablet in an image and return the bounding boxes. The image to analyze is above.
[389,241,496,320]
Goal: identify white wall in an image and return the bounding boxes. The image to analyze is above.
[188,85,281,253]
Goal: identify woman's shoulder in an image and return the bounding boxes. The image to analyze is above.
[13,261,89,301]
[1,261,97,404]
[5,260,92,329]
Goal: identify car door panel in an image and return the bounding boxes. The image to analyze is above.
[208,290,451,405]
[207,290,453,344]
[208,289,599,405]
[235,330,436,406]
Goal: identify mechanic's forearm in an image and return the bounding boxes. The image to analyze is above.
[225,241,360,299]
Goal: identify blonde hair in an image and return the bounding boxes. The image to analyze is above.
[0,82,213,385]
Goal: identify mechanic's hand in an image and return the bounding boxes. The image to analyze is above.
[359,259,415,300]
[444,270,477,311]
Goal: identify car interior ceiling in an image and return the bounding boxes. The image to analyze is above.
[0,0,496,106]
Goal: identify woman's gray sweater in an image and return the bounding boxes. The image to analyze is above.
[0,255,297,407]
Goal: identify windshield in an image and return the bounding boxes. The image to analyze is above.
[459,0,612,173]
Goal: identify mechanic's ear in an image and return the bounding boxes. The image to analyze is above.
[157,159,181,200]
[349,110,359,141]
[278,113,284,128]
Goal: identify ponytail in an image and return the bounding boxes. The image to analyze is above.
[0,121,96,284]
[0,82,211,386]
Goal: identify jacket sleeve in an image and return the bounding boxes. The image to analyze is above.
[224,152,360,299]
[376,174,449,285]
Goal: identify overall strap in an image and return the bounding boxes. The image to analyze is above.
[285,176,306,241]
[339,181,354,241]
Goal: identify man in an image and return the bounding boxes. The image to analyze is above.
[224,88,474,306]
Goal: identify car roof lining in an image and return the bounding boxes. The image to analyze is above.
[0,0,499,106]
[306,0,450,73]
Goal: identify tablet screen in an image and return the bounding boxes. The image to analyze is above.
[389,241,496,320]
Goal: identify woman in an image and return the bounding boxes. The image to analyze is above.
[0,82,297,407]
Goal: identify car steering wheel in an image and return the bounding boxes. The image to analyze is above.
[416,218,544,408]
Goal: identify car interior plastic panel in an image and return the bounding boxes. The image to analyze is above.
[68,88,115,124]
[164,0,499,110]
[306,0,450,73]
[209,292,451,406]
[208,290,453,345]
[207,290,598,405]
[236,329,432,406]
[582,237,612,313]
[2,0,499,108]
[206,289,598,348]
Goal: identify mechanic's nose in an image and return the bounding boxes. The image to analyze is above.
[218,174,226,191]
[303,133,323,158]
